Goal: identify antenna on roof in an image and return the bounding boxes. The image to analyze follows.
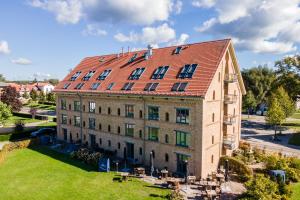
[122,47,124,56]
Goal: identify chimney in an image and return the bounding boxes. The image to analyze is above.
[145,44,153,60]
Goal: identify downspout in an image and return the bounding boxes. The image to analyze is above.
[142,96,146,165]
[77,92,83,144]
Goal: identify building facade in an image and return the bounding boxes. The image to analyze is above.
[54,39,246,178]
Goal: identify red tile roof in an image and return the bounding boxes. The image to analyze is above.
[54,39,233,97]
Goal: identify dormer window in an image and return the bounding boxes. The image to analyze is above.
[121,82,134,91]
[70,71,81,81]
[129,68,145,80]
[171,82,188,92]
[151,66,169,79]
[128,53,137,63]
[178,64,198,79]
[144,83,159,91]
[74,82,85,90]
[106,82,115,90]
[82,71,95,81]
[63,83,71,89]
[174,46,182,54]
[97,69,111,80]
[91,82,100,90]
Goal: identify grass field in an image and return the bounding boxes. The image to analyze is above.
[4,115,41,127]
[25,102,56,111]
[0,146,170,200]
[292,183,300,200]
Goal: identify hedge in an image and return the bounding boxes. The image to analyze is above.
[13,112,48,120]
[220,156,253,181]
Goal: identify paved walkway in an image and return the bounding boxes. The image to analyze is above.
[0,121,48,134]
[241,115,300,157]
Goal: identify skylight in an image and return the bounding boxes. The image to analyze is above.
[106,82,115,90]
[129,68,145,80]
[74,82,85,90]
[174,46,182,54]
[144,83,159,91]
[91,82,100,90]
[128,53,137,63]
[178,64,198,79]
[83,71,95,81]
[97,69,111,80]
[151,66,169,79]
[121,82,134,91]
[171,82,188,92]
[63,83,71,89]
[70,71,81,81]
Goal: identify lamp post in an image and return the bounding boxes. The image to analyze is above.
[116,162,119,173]
[185,160,189,190]
[150,151,154,177]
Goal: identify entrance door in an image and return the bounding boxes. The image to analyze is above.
[176,154,188,176]
[126,143,134,160]
[63,128,67,141]
[89,134,96,148]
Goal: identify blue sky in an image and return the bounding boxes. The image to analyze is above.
[0,0,299,81]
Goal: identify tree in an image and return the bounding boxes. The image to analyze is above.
[29,107,37,119]
[243,90,257,118]
[38,92,46,103]
[22,91,30,99]
[0,102,12,126]
[0,74,6,82]
[1,86,22,112]
[274,87,295,118]
[46,92,55,103]
[46,79,59,85]
[30,90,38,101]
[266,96,285,137]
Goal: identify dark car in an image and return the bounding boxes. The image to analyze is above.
[31,128,56,138]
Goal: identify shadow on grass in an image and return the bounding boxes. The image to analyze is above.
[145,185,170,190]
[28,145,97,172]
[149,193,168,199]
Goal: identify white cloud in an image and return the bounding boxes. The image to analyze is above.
[11,58,32,65]
[82,24,107,36]
[195,0,300,53]
[0,41,10,54]
[29,0,178,25]
[171,33,189,45]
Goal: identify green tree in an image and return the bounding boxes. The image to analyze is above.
[0,74,6,82]
[274,86,295,118]
[243,90,257,118]
[30,90,38,101]
[1,86,22,112]
[38,92,46,103]
[266,96,285,137]
[0,102,12,126]
[22,91,30,99]
[46,92,55,103]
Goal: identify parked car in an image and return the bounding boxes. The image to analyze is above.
[256,108,268,116]
[31,128,56,138]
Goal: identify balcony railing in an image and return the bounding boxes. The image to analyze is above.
[223,115,236,125]
[223,135,235,150]
[224,74,238,83]
[224,94,238,104]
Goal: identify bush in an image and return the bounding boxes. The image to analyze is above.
[220,156,252,181]
[289,157,300,169]
[166,189,184,200]
[14,120,25,133]
[71,148,103,167]
[13,112,48,120]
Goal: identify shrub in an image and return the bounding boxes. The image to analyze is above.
[289,157,300,170]
[166,189,184,200]
[72,148,103,167]
[14,120,25,133]
[219,156,252,181]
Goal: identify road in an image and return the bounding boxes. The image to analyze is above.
[241,115,300,157]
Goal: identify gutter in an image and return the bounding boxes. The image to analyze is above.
[77,92,83,144]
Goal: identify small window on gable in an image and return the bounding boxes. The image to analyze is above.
[82,70,95,81]
[106,82,115,90]
[213,90,216,100]
[74,82,85,89]
[129,68,145,80]
[91,82,100,90]
[121,82,134,91]
[70,71,81,81]
[171,82,188,92]
[128,53,138,63]
[144,83,159,91]
[151,66,169,79]
[63,83,71,89]
[212,113,215,122]
[174,46,182,54]
[178,64,198,79]
[97,69,111,80]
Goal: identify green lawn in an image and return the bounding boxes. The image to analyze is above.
[0,147,170,200]
[25,102,56,111]
[289,132,300,146]
[4,115,41,127]
[292,183,300,200]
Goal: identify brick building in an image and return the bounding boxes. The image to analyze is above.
[54,39,246,178]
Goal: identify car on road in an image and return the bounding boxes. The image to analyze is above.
[31,128,56,138]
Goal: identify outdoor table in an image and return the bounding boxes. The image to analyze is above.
[135,167,145,176]
[120,172,129,181]
[187,176,196,184]
[166,178,180,189]
[161,169,168,178]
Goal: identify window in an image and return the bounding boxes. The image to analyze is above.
[99,106,102,113]
[129,68,145,80]
[74,116,81,127]
[106,82,114,90]
[212,136,214,144]
[211,155,214,164]
[91,82,100,90]
[125,124,134,137]
[74,82,85,89]
[108,125,111,132]
[99,123,102,130]
[69,104,71,110]
[89,118,96,130]
[118,142,121,149]
[121,82,134,91]
[83,121,86,127]
[83,105,86,112]
[176,131,190,147]
[139,110,143,119]
[213,90,216,100]
[165,153,169,162]
[144,83,159,91]
[148,127,159,141]
[118,126,120,134]
[61,99,66,110]
[176,108,190,124]
[83,71,95,81]
[63,128,67,141]
[63,83,71,89]
[174,46,182,54]
[117,108,121,116]
[139,147,143,155]
[178,64,198,79]
[171,82,188,92]
[74,101,81,111]
[212,113,215,122]
[97,69,111,80]
[89,102,96,113]
[151,150,155,159]
[108,140,111,147]
[69,118,71,125]
[165,112,169,122]
[70,71,81,81]
[165,134,169,143]
[108,107,111,115]
[128,53,137,63]
[139,130,142,138]
[61,114,67,124]
[151,66,169,79]
[99,138,102,145]
[125,105,134,118]
[148,106,159,120]
[218,72,221,82]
